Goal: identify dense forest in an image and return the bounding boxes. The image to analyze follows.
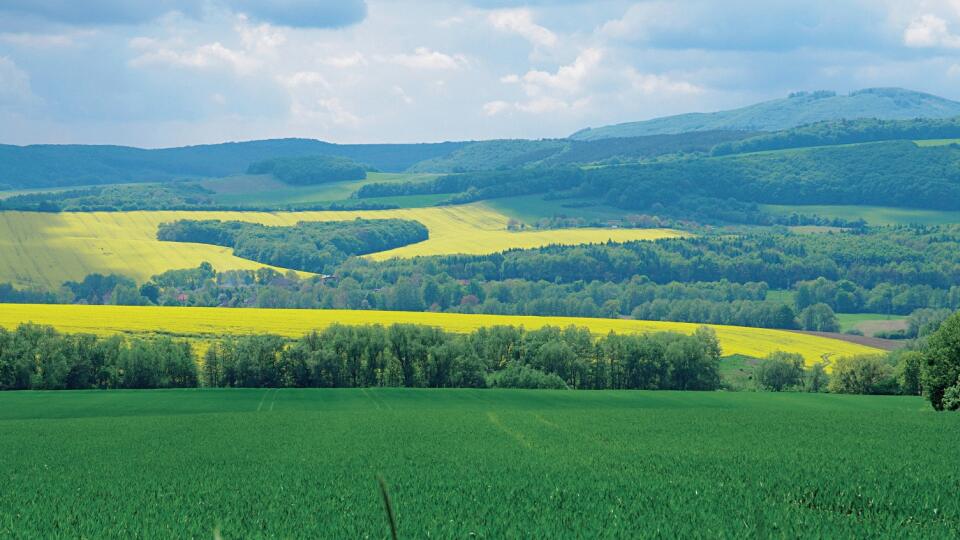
[356,139,960,211]
[246,155,367,185]
[0,139,466,188]
[712,117,960,155]
[579,140,960,211]
[157,218,429,274]
[0,182,400,212]
[406,130,757,172]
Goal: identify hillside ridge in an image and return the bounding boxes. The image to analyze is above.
[571,87,960,140]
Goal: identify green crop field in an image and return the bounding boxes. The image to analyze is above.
[914,138,960,147]
[761,204,960,226]
[485,194,634,224]
[836,313,908,334]
[200,172,439,207]
[0,389,956,538]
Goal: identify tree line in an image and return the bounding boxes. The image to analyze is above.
[0,323,724,392]
[0,182,400,212]
[4,311,960,412]
[247,155,367,185]
[157,218,428,274]
[711,117,960,156]
[0,324,196,390]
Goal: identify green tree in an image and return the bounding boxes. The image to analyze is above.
[828,355,898,395]
[798,303,839,332]
[754,351,804,391]
[921,311,960,410]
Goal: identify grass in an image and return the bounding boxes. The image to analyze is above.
[0,204,683,288]
[0,303,883,365]
[836,313,908,334]
[0,182,158,200]
[201,172,438,207]
[761,204,960,226]
[914,138,960,147]
[485,194,634,224]
[0,388,956,537]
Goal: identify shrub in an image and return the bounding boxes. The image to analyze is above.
[921,311,960,410]
[754,351,805,391]
[487,363,568,389]
[828,355,898,395]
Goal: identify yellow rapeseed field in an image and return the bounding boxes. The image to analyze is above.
[0,204,682,288]
[0,303,882,366]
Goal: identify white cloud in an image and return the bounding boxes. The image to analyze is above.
[514,48,603,96]
[437,16,464,28]
[0,31,95,48]
[482,100,510,116]
[278,71,360,127]
[0,56,40,110]
[128,17,287,76]
[385,47,467,70]
[130,41,261,75]
[904,14,960,48]
[949,64,960,77]
[625,69,703,95]
[488,8,557,48]
[322,52,367,68]
[392,85,414,105]
[514,96,569,114]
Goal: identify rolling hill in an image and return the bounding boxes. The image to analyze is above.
[0,138,466,189]
[571,88,960,140]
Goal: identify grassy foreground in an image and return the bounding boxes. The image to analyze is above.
[0,303,882,365]
[0,389,956,538]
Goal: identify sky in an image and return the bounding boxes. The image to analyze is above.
[1,0,959,147]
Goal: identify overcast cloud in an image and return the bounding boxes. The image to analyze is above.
[0,0,958,146]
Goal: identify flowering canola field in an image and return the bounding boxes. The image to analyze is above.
[0,303,882,365]
[0,204,682,288]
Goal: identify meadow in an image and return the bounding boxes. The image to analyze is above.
[0,204,682,288]
[836,313,908,334]
[0,389,956,538]
[913,138,960,147]
[0,303,882,365]
[198,172,441,207]
[760,203,960,226]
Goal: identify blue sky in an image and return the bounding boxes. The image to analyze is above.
[1,0,959,147]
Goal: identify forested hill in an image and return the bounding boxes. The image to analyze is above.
[571,88,960,140]
[0,138,466,188]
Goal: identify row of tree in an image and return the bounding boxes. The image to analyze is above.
[0,325,196,390]
[157,218,428,274]
[1,323,723,391]
[4,311,959,410]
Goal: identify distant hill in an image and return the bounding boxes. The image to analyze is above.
[407,131,755,173]
[0,139,466,189]
[570,88,960,141]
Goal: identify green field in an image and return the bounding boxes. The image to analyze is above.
[201,172,439,207]
[836,313,908,334]
[486,194,634,224]
[914,138,960,147]
[761,204,960,226]
[0,389,957,537]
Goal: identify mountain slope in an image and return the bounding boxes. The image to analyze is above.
[0,138,466,189]
[571,88,960,141]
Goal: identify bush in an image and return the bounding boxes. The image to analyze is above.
[754,351,805,391]
[942,378,960,411]
[828,355,898,395]
[921,311,960,410]
[487,363,568,389]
